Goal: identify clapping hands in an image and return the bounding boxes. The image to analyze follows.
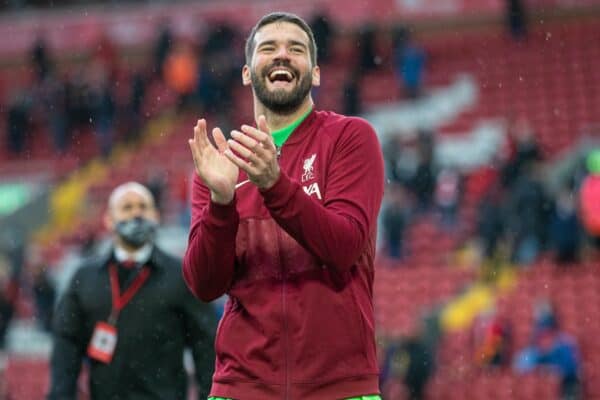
[188,115,280,204]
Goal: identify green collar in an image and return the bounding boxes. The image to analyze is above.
[271,108,312,147]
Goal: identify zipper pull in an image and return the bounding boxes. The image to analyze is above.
[276,146,281,159]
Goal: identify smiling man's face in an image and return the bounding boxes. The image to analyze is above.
[244,21,320,115]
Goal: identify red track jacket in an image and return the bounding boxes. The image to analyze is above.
[184,110,385,400]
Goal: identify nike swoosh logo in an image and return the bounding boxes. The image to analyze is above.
[235,179,251,189]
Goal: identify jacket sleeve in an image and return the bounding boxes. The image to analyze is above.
[183,176,239,302]
[179,278,217,400]
[261,117,384,272]
[47,269,86,400]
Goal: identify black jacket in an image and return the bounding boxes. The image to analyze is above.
[47,246,216,400]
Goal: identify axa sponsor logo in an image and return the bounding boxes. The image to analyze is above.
[303,182,322,200]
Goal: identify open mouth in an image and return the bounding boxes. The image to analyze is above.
[267,68,295,86]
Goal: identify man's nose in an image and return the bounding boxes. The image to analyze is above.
[131,206,144,218]
[273,45,291,60]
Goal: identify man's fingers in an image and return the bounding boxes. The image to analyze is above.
[241,124,276,153]
[188,133,201,159]
[230,130,267,155]
[227,138,264,166]
[188,138,197,156]
[189,120,206,166]
[232,130,277,161]
[193,119,210,147]
[223,116,278,186]
[188,139,202,175]
[213,127,228,153]
[257,115,270,136]
[241,123,276,149]
[240,124,268,142]
[224,148,259,176]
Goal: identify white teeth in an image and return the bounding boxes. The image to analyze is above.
[269,70,293,80]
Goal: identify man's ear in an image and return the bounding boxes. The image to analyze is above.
[103,211,114,233]
[242,65,252,86]
[149,207,160,224]
[312,65,321,87]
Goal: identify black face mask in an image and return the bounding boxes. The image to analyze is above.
[115,217,157,248]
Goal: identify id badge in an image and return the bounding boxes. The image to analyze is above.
[87,321,117,364]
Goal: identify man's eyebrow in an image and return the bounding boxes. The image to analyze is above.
[287,40,308,48]
[257,40,277,48]
[257,39,308,48]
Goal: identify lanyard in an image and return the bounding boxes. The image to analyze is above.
[107,263,151,324]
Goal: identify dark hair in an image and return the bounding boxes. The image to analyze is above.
[245,12,317,66]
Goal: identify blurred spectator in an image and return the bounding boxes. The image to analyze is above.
[175,170,192,227]
[384,134,416,187]
[47,182,216,400]
[36,73,69,153]
[514,301,581,400]
[153,23,173,78]
[411,130,436,211]
[477,184,506,259]
[0,252,19,400]
[0,254,17,353]
[342,67,362,116]
[382,184,410,259]
[507,162,550,265]
[202,22,237,55]
[472,306,512,368]
[30,36,53,82]
[356,23,378,72]
[393,26,426,99]
[383,135,401,182]
[196,23,239,120]
[6,90,31,155]
[501,115,540,188]
[124,70,147,142]
[380,327,436,400]
[88,62,116,158]
[64,69,93,139]
[164,41,199,110]
[514,125,540,166]
[533,300,558,336]
[309,10,333,63]
[31,263,56,332]
[434,168,461,230]
[145,167,168,214]
[506,0,528,39]
[549,185,582,264]
[92,33,118,75]
[579,150,600,241]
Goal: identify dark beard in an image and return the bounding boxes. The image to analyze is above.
[251,62,313,115]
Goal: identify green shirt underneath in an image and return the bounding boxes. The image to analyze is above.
[270,107,312,147]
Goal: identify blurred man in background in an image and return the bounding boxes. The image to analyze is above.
[579,150,600,247]
[380,330,436,400]
[184,11,384,400]
[514,301,581,400]
[48,182,216,400]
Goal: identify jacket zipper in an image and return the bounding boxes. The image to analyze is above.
[281,243,290,400]
[276,145,290,399]
[277,227,290,399]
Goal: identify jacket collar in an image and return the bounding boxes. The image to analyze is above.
[114,243,153,264]
[94,243,168,271]
[282,108,319,146]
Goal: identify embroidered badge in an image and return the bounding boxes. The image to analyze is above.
[302,154,316,182]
